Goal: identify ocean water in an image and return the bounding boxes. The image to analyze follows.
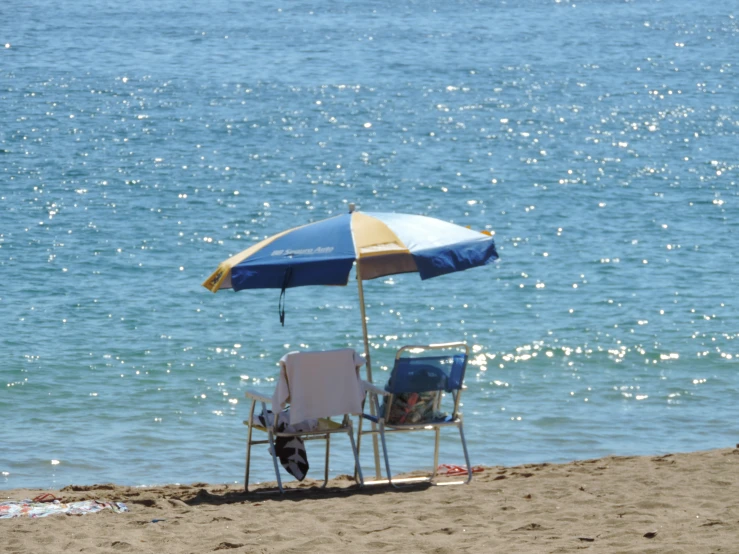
[2,0,738,489]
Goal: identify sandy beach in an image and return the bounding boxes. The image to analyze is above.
[3,446,738,553]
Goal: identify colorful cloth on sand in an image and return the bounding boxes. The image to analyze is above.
[0,500,129,519]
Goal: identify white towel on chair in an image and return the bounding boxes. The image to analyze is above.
[272,349,365,425]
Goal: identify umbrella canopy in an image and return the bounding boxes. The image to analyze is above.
[203,210,498,293]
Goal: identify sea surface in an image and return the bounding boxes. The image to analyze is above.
[2,0,738,490]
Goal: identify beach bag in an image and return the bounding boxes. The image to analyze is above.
[384,391,439,425]
[383,362,448,424]
[256,410,310,480]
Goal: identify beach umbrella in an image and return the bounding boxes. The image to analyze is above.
[202,204,499,384]
[202,204,498,477]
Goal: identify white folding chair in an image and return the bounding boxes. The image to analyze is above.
[243,348,365,493]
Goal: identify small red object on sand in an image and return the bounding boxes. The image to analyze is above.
[436,464,484,476]
[32,493,61,503]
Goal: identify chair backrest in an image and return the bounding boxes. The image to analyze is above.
[275,348,365,424]
[386,354,467,394]
[383,343,469,423]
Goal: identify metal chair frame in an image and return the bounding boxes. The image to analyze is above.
[243,388,364,494]
[357,342,473,488]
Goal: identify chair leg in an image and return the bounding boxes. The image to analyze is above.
[322,433,331,488]
[458,421,473,484]
[244,399,260,493]
[356,401,383,480]
[348,426,364,487]
[266,428,284,493]
[354,415,364,482]
[378,421,395,488]
[245,424,254,493]
[431,426,441,481]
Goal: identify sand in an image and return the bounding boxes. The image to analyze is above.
[3,447,738,553]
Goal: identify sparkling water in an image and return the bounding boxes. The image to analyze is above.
[2,0,738,489]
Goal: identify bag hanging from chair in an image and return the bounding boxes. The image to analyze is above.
[256,410,310,480]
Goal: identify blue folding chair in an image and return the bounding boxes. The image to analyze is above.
[358,342,473,487]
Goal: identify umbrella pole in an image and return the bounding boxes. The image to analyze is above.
[356,266,383,479]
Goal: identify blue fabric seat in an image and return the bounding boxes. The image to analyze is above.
[358,343,473,487]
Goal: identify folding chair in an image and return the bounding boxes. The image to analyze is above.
[243,348,365,493]
[358,342,472,487]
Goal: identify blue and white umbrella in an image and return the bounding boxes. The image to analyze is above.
[203,205,498,380]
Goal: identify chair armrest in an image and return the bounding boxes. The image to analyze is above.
[362,380,389,397]
[244,389,272,404]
